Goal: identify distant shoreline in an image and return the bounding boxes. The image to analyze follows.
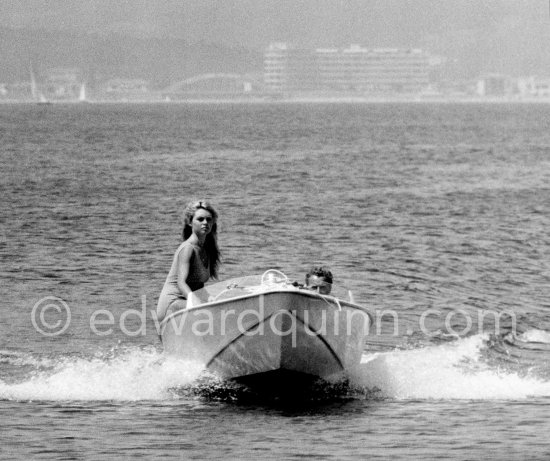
[2,96,550,105]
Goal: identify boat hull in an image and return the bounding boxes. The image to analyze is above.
[161,290,371,383]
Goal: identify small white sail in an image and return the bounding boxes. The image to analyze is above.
[30,63,49,103]
[78,83,87,102]
[30,63,38,100]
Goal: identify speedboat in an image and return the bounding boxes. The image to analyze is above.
[160,270,372,388]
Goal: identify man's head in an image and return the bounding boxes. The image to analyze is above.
[305,266,333,295]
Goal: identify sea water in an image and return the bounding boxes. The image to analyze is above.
[1,103,549,459]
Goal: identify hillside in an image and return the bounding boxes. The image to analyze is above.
[0,28,263,88]
[2,24,548,90]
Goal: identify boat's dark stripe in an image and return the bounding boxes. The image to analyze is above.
[205,311,279,368]
[206,310,345,371]
[293,314,345,371]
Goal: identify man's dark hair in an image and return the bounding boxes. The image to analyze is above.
[305,266,333,284]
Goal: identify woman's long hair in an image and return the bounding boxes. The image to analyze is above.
[182,200,221,278]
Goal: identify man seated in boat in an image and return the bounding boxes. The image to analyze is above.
[291,266,333,295]
[305,266,333,295]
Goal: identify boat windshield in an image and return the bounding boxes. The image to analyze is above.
[191,269,357,306]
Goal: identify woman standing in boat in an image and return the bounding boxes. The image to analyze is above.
[156,200,221,321]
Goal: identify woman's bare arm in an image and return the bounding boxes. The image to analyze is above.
[176,245,194,297]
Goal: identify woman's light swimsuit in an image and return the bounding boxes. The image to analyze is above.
[157,241,210,314]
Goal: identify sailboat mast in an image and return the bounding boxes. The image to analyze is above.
[30,63,38,100]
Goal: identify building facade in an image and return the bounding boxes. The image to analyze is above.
[264,43,431,94]
[516,76,550,98]
[476,74,513,97]
[43,68,83,99]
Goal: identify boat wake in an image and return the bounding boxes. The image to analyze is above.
[351,332,550,400]
[517,328,550,345]
[0,346,203,401]
[1,332,549,402]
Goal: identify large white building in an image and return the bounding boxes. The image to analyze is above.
[264,43,431,94]
[516,76,550,97]
[264,43,319,93]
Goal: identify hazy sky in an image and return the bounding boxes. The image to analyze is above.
[2,0,549,50]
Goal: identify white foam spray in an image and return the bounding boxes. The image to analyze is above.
[0,347,204,401]
[350,334,550,400]
[517,329,550,345]
[3,333,550,402]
